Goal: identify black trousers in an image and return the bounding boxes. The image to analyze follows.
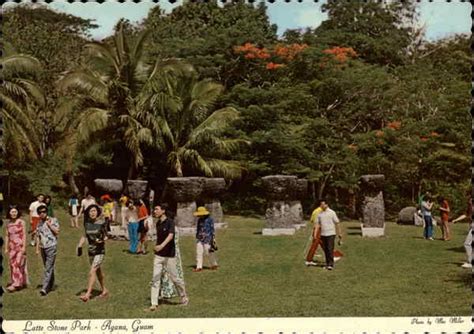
[320,235,335,267]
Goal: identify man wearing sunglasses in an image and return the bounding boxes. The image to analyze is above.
[35,204,60,296]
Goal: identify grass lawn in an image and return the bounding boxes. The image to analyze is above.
[3,210,471,319]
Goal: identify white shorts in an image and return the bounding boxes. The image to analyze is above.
[89,254,104,268]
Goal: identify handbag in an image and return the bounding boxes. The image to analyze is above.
[210,237,218,252]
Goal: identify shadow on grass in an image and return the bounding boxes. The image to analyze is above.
[444,272,472,288]
[346,226,360,230]
[347,232,361,236]
[74,289,106,301]
[447,246,465,253]
[253,231,263,235]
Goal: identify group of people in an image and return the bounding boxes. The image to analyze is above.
[304,199,343,270]
[4,191,219,311]
[302,193,473,271]
[418,191,472,268]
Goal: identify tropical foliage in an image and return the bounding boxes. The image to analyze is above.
[1,2,470,216]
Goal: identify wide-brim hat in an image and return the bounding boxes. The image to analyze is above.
[193,206,210,217]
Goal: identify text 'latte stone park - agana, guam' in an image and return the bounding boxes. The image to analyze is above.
[359,174,385,237]
[261,175,308,236]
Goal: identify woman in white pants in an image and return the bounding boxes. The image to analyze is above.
[192,207,218,272]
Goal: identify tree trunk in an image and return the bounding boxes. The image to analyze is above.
[68,173,79,195]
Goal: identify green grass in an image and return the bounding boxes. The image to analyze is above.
[3,211,471,319]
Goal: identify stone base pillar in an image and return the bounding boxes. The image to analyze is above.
[175,201,197,228]
[359,174,385,237]
[205,200,224,225]
[361,224,385,237]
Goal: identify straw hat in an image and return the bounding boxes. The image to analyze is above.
[193,206,210,217]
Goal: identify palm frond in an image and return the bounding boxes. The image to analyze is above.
[11,78,45,107]
[204,158,245,179]
[188,107,240,144]
[189,79,224,112]
[84,42,120,75]
[2,54,42,76]
[76,108,110,142]
[57,69,109,103]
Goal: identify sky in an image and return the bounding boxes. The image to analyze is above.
[4,0,471,41]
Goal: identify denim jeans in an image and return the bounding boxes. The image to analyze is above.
[128,222,139,253]
[423,215,433,238]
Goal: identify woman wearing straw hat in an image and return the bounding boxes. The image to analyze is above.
[192,206,218,272]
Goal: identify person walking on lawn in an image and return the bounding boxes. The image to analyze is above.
[28,194,45,246]
[314,199,342,270]
[305,203,323,266]
[35,204,60,296]
[421,195,434,240]
[148,203,188,311]
[193,206,218,272]
[77,204,109,302]
[438,196,451,241]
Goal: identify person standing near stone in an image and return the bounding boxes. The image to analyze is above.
[77,204,109,302]
[35,204,60,296]
[125,199,140,254]
[421,195,434,240]
[148,203,188,311]
[78,193,97,226]
[137,199,149,254]
[193,206,218,272]
[305,203,323,266]
[314,199,342,270]
[28,194,45,246]
[119,193,129,231]
[437,196,451,241]
[68,194,79,228]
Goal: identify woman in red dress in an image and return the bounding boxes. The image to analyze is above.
[4,205,29,292]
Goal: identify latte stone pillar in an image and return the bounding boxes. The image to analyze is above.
[126,180,149,200]
[290,179,308,231]
[202,178,228,229]
[261,175,298,236]
[166,177,204,235]
[359,174,385,237]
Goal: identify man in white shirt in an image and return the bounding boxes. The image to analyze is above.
[29,194,45,246]
[315,199,342,270]
[78,193,97,226]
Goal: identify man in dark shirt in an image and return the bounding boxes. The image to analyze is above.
[148,204,188,311]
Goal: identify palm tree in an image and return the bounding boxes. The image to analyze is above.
[1,46,45,163]
[57,22,160,179]
[140,70,248,178]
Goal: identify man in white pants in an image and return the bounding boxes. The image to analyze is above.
[148,204,188,311]
[192,206,218,272]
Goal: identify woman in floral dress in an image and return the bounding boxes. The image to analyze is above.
[4,205,29,292]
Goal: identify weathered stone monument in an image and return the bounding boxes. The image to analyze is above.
[261,175,307,236]
[202,178,227,228]
[94,179,123,195]
[290,178,308,230]
[165,177,204,229]
[397,206,417,225]
[359,174,385,237]
[126,180,148,200]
